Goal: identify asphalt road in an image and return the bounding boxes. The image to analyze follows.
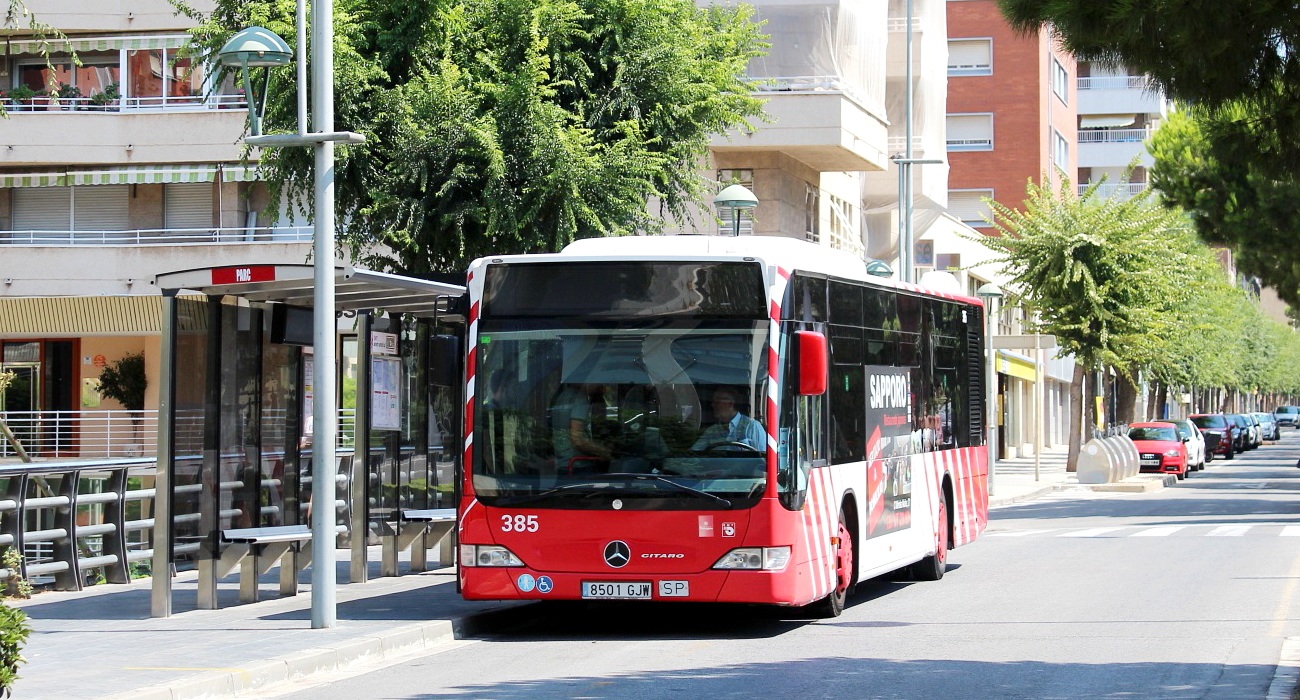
[256,434,1300,700]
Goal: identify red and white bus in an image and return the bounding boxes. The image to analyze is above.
[456,235,989,616]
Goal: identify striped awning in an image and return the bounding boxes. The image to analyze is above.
[4,34,191,55]
[0,296,164,337]
[0,165,221,188]
[219,165,266,182]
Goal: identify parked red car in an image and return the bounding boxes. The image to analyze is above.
[1189,413,1236,460]
[1128,421,1189,480]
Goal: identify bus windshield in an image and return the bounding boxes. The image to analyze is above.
[472,320,769,510]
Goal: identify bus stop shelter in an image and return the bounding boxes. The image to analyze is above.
[148,264,465,616]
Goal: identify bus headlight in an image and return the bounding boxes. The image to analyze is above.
[713,546,791,571]
[460,544,524,567]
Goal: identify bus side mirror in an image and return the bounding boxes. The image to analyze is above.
[430,334,461,388]
[796,330,828,396]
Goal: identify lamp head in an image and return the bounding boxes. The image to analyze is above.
[976,282,1004,300]
[713,184,758,210]
[865,259,894,278]
[218,26,292,67]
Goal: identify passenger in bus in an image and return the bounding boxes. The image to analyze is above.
[550,383,614,471]
[691,387,766,452]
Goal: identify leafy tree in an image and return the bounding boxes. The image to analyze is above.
[96,353,147,412]
[974,177,1201,469]
[996,1,1300,307]
[181,0,768,274]
[1147,107,1300,308]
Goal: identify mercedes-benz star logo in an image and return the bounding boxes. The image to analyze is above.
[603,540,631,568]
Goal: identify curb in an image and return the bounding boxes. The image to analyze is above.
[1083,474,1176,493]
[102,618,462,700]
[1266,636,1300,700]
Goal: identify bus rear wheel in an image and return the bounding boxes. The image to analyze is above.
[810,511,853,618]
[910,493,949,581]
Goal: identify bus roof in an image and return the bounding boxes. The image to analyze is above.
[550,235,982,305]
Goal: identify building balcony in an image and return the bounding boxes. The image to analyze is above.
[0,108,248,166]
[0,236,314,298]
[714,86,889,173]
[885,15,926,78]
[18,0,213,32]
[1078,181,1150,200]
[1077,128,1155,168]
[1077,76,1167,115]
[1,226,311,247]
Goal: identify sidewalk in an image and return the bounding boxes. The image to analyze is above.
[989,444,1177,508]
[9,553,524,700]
[6,448,1169,700]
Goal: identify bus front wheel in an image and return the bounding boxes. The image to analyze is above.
[910,493,949,581]
[810,510,853,618]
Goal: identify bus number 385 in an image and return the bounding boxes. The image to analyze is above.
[500,514,539,532]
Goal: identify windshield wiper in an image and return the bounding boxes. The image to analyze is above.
[604,472,733,509]
[494,481,615,507]
[494,474,734,509]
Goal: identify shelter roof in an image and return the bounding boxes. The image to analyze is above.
[153,264,464,318]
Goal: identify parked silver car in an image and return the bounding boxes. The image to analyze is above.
[1253,412,1280,441]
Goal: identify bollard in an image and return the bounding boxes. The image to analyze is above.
[1098,436,1122,482]
[1077,438,1112,484]
[1102,437,1123,478]
[1115,435,1139,479]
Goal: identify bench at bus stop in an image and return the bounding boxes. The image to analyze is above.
[379,508,458,576]
[215,525,313,603]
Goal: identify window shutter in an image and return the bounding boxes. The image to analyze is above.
[73,185,130,233]
[12,187,72,233]
[165,182,214,232]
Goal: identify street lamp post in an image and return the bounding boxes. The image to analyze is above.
[714,184,758,237]
[219,2,364,630]
[977,283,1003,495]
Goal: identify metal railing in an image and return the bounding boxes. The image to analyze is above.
[0,408,356,459]
[1078,182,1150,199]
[1077,75,1152,91]
[3,93,246,113]
[0,227,313,247]
[0,411,158,459]
[0,458,157,589]
[1078,128,1151,144]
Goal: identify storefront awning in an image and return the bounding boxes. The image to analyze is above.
[0,295,165,337]
[996,350,1038,381]
[4,34,190,55]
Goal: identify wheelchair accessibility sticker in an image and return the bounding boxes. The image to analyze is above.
[537,576,554,593]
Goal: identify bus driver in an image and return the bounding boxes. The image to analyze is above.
[692,387,765,452]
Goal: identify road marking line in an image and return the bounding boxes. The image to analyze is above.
[1282,526,1300,537]
[1207,525,1251,536]
[1058,527,1126,538]
[986,529,1055,537]
[1131,526,1183,537]
[1270,551,1300,638]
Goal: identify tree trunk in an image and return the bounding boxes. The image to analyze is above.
[1067,364,1086,472]
[1115,367,1140,425]
[1154,383,1169,419]
[0,418,30,463]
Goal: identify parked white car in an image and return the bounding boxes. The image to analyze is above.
[1172,418,1207,470]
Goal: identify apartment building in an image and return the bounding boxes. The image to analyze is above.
[0,1,315,423]
[944,0,1077,456]
[1075,61,1168,200]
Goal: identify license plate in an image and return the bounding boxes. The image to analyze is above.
[1140,459,1159,466]
[582,581,652,600]
[658,580,689,597]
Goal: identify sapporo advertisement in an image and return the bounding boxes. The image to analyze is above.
[864,366,914,539]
